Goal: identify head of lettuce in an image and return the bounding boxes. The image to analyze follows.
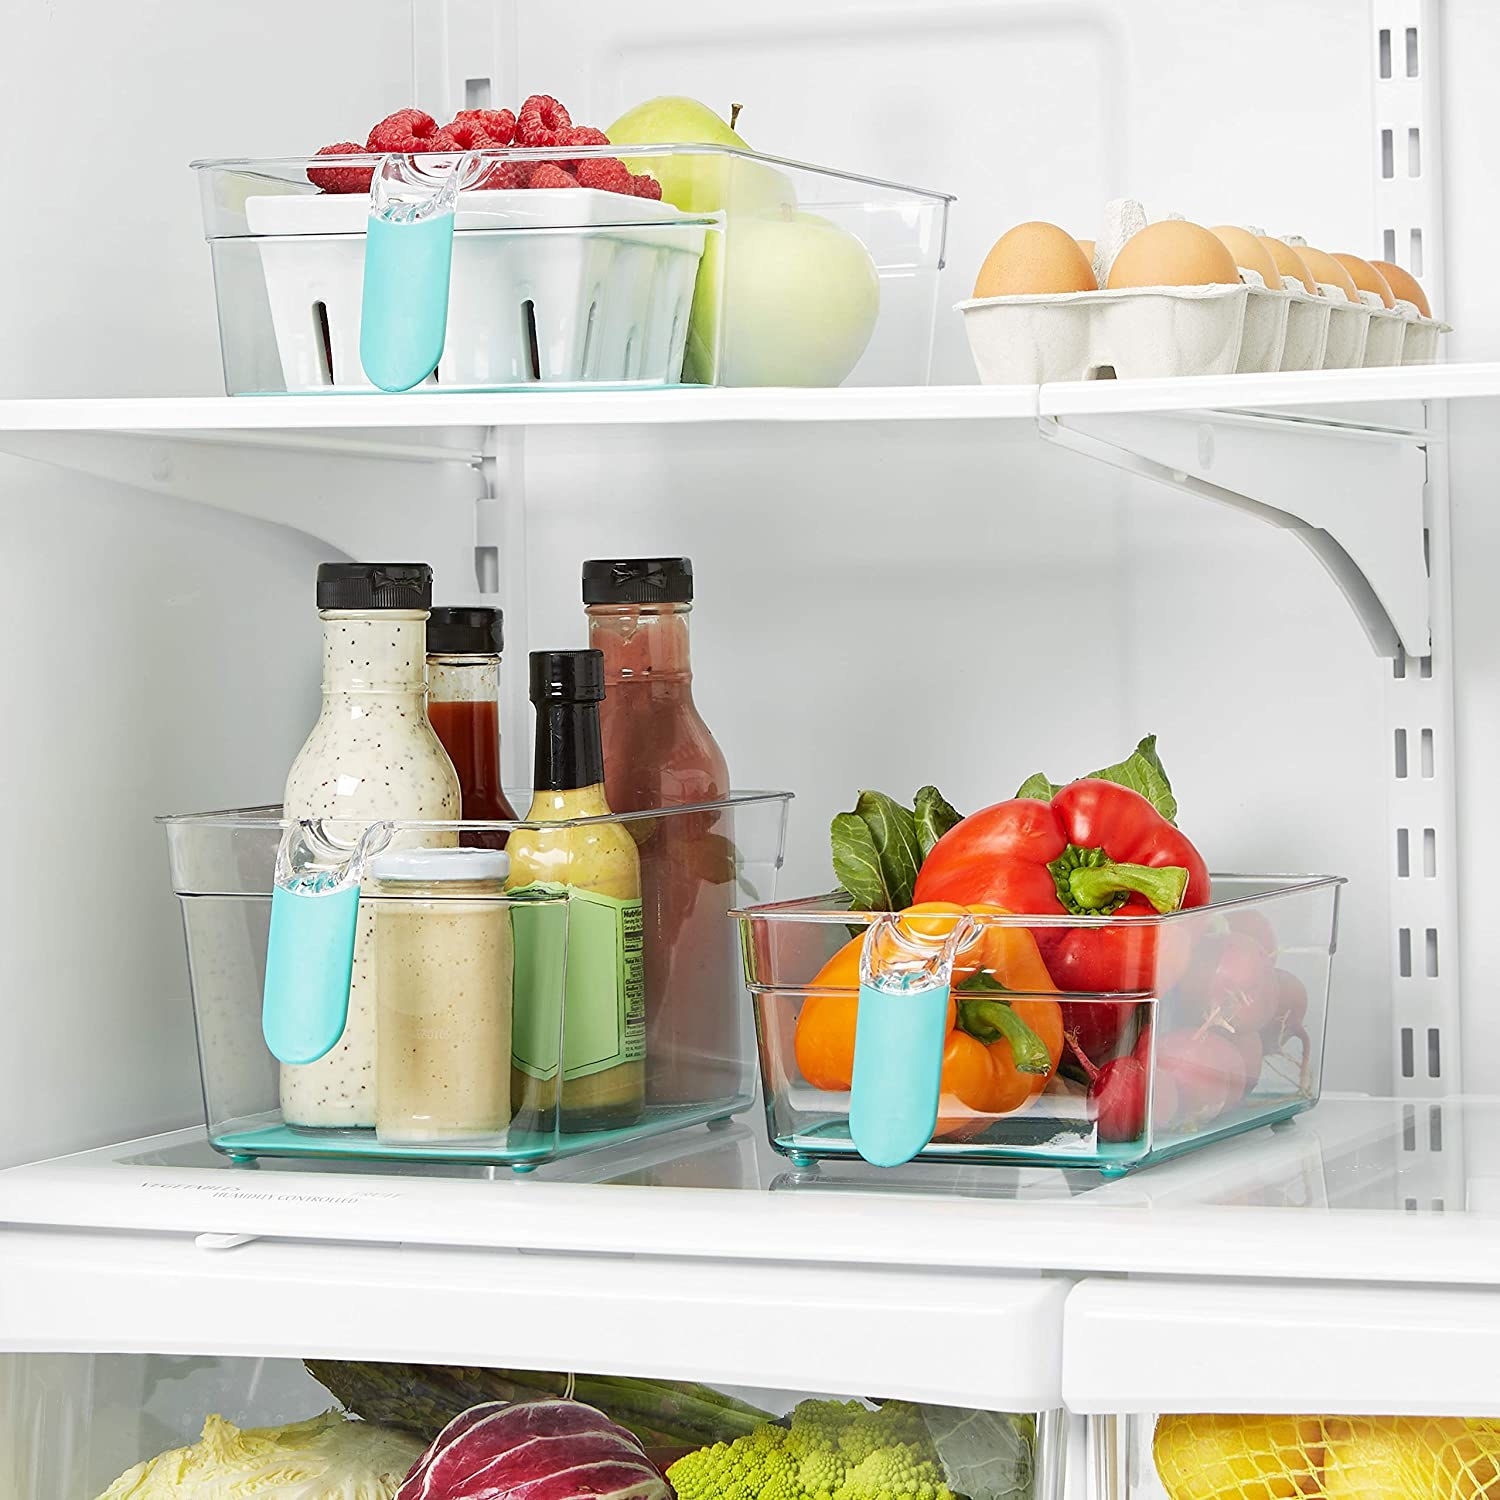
[97,1410,423,1499]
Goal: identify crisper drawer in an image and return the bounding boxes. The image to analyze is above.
[0,1230,1074,1500]
[1063,1277,1500,1500]
[0,1230,1066,1500]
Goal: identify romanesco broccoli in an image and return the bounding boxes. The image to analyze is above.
[667,1400,957,1500]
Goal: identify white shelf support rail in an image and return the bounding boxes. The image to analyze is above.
[1371,0,1463,1138]
[1036,408,1432,658]
[477,430,533,792]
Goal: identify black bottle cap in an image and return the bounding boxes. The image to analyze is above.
[428,606,504,655]
[581,556,693,606]
[317,563,433,610]
[530,648,605,704]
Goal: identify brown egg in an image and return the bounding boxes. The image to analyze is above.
[1209,226,1284,290]
[973,222,1097,297]
[1257,236,1318,294]
[1077,237,1096,262]
[1105,221,1240,289]
[1297,246,1362,301]
[1370,260,1432,317]
[1333,254,1396,308]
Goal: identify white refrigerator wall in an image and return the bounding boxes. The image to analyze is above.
[3,0,1498,1167]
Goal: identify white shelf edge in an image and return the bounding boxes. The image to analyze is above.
[4,1100,1500,1288]
[0,364,1495,438]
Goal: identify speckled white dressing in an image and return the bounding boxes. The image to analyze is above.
[281,608,459,1127]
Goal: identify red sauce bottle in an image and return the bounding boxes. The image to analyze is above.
[584,558,736,1107]
[426,607,519,843]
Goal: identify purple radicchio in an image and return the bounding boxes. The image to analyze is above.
[398,1399,674,1500]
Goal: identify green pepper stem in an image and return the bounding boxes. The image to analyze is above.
[1068,860,1188,915]
[957,998,1053,1075]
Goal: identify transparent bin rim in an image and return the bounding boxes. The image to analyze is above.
[735,873,1346,997]
[189,143,955,210]
[159,791,794,891]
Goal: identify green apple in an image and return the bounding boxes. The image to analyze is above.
[605,95,793,215]
[684,210,881,386]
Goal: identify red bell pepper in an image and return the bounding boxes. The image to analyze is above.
[912,779,1210,994]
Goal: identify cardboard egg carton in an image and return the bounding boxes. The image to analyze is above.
[958,201,1448,384]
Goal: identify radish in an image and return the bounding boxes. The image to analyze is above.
[1187,931,1278,1032]
[1089,1057,1148,1142]
[1065,1031,1148,1144]
[1233,1026,1264,1094]
[1273,969,1308,1029]
[1227,908,1278,958]
[1156,1028,1246,1120]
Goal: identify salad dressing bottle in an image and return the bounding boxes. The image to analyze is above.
[507,649,645,1130]
[281,562,460,1129]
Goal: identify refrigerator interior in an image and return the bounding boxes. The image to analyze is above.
[7,0,1498,1171]
[8,0,1500,1487]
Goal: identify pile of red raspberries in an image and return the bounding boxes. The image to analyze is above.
[310,96,662,199]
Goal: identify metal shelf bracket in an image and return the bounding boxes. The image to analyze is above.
[1038,407,1433,659]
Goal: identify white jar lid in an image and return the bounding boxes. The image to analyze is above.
[368,848,509,883]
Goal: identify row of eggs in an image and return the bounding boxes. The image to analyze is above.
[975,220,1433,318]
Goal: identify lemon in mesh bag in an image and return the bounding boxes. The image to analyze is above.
[1153,1414,1324,1500]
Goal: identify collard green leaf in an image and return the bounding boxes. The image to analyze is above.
[920,1405,1035,1500]
[1016,735,1177,823]
[830,811,892,911]
[1015,771,1060,801]
[913,785,963,858]
[854,790,923,910]
[1086,733,1177,823]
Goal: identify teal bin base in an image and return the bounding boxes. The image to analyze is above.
[213,1095,752,1172]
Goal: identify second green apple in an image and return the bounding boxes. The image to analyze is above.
[606,96,881,386]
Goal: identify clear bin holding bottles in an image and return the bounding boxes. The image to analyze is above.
[160,792,791,1171]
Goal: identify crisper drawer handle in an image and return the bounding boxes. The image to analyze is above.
[848,913,975,1168]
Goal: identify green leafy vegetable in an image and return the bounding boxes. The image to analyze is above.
[914,785,964,857]
[95,1411,422,1500]
[919,1405,1036,1500]
[1015,734,1178,823]
[1015,771,1059,802]
[830,791,926,910]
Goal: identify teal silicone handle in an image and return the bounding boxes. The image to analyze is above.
[848,980,951,1167]
[359,210,455,391]
[262,881,360,1065]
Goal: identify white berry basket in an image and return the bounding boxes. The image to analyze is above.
[194,156,713,393]
[254,188,707,392]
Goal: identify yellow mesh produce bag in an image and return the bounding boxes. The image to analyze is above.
[1153,1415,1500,1500]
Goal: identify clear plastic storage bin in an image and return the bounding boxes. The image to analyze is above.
[192,146,952,393]
[1095,1412,1500,1500]
[161,791,790,1171]
[736,874,1342,1174]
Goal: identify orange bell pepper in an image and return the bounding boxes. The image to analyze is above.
[792,904,1064,1126]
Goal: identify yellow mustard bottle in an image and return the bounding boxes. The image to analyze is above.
[507,648,645,1130]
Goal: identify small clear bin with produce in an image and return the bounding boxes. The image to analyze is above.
[161,791,790,1172]
[192,146,952,394]
[735,874,1342,1174]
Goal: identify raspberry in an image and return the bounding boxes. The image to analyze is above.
[516,94,572,147]
[476,160,531,190]
[421,127,462,152]
[559,125,610,150]
[367,108,438,152]
[452,108,516,146]
[528,163,579,190]
[447,118,495,151]
[630,173,663,200]
[308,142,374,194]
[576,156,632,194]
